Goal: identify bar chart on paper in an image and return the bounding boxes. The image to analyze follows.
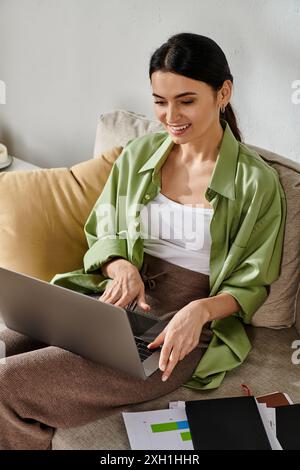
[122,408,194,450]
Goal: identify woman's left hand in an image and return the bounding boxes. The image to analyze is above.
[147,300,209,382]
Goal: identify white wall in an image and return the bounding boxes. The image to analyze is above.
[0,0,299,168]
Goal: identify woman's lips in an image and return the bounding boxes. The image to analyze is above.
[168,124,192,136]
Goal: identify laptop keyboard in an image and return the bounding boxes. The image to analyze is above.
[134,337,160,362]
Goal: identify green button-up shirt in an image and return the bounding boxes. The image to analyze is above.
[51,119,286,390]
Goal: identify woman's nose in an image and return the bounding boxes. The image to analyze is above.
[165,105,181,124]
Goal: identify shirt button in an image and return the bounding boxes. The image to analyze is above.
[134,221,139,227]
[144,194,151,200]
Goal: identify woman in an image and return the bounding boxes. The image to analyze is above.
[0,33,286,450]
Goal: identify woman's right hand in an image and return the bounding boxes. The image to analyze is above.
[99,258,151,312]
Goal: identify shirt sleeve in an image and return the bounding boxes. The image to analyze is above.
[216,176,287,324]
[83,154,128,273]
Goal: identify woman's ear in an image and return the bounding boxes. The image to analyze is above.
[221,80,233,105]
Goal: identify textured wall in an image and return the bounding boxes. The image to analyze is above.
[0,0,299,167]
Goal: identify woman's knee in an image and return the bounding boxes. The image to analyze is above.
[0,328,45,358]
[0,361,17,401]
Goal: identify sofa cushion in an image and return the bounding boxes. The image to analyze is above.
[0,147,122,282]
[248,145,300,329]
[93,109,164,157]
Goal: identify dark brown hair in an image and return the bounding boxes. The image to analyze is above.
[149,32,242,142]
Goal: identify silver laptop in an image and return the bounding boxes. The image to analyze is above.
[0,267,168,380]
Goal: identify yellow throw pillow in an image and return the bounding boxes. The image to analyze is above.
[0,147,122,281]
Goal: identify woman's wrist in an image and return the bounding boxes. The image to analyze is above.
[189,299,211,326]
[102,258,137,278]
[190,293,241,324]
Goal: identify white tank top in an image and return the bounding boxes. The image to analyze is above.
[139,192,213,275]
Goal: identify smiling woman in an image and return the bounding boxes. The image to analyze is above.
[149,33,242,147]
[0,32,286,451]
[152,80,218,139]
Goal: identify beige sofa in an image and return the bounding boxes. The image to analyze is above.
[0,110,299,449]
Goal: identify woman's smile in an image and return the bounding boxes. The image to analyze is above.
[168,123,192,136]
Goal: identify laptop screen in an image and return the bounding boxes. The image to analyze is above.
[125,309,168,344]
[125,309,158,336]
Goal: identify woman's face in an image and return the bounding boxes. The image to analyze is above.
[151,71,226,141]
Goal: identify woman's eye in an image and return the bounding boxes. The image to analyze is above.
[154,101,193,105]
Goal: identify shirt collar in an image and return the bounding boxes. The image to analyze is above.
[138,119,239,201]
